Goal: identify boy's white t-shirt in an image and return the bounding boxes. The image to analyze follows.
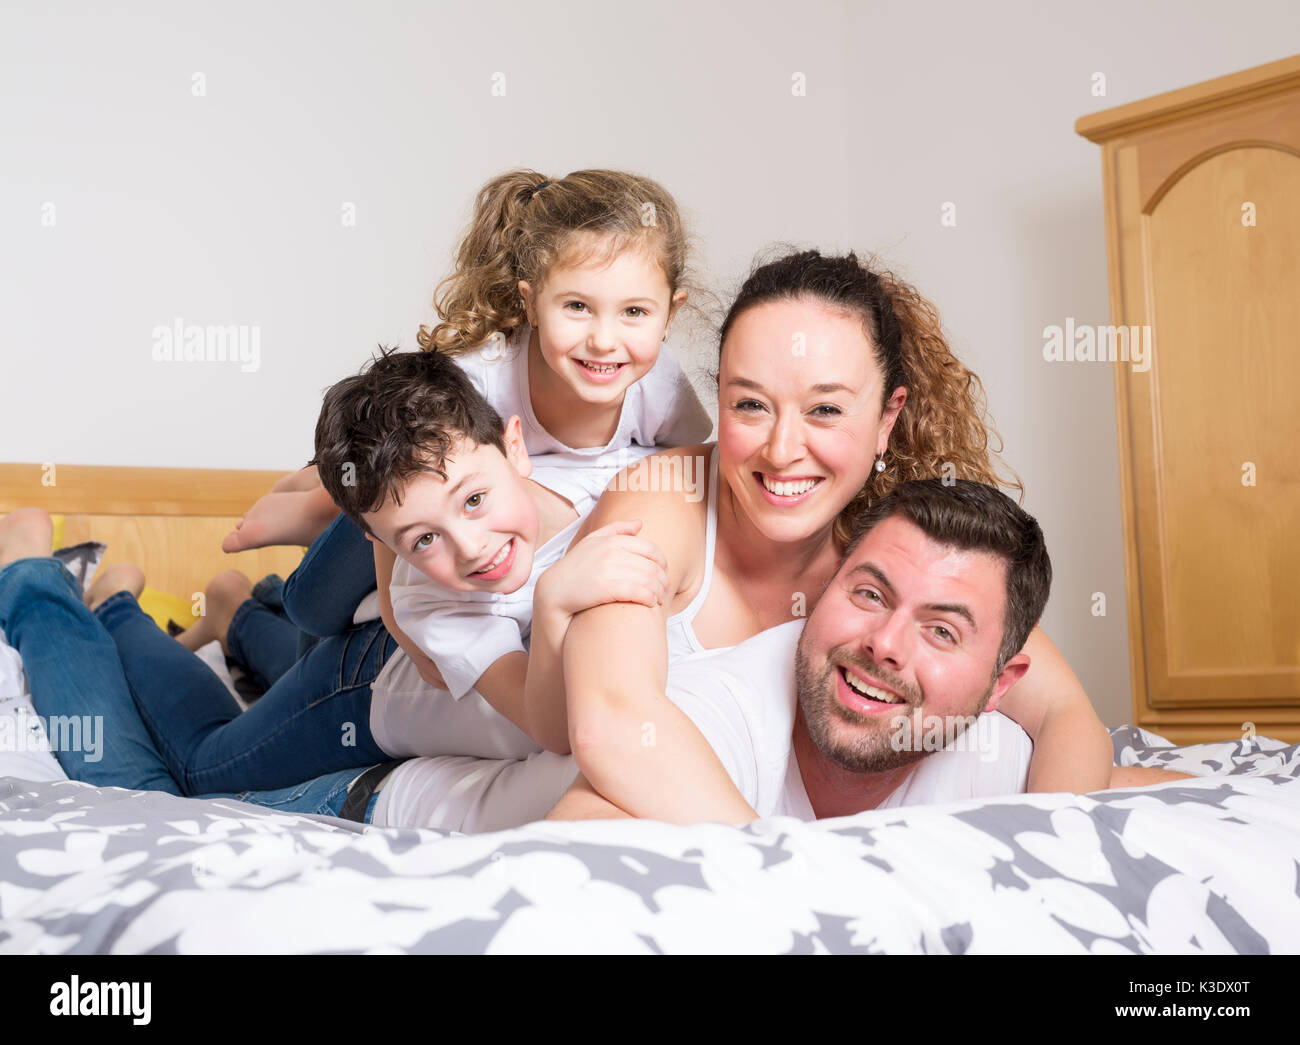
[372,621,1033,831]
[369,466,586,761]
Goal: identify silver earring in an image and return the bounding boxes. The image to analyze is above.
[874,455,886,473]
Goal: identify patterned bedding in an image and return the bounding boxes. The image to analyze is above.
[1,727,1297,954]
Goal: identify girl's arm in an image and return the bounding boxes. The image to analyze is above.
[995,626,1113,793]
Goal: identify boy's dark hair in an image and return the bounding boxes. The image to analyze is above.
[842,479,1052,674]
[311,347,506,533]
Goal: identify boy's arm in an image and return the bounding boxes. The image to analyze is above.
[518,603,571,754]
[996,626,1113,793]
[373,541,447,690]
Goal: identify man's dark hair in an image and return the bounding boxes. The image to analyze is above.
[842,479,1052,673]
[311,347,506,534]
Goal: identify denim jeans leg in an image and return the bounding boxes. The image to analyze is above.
[201,766,371,820]
[281,512,377,638]
[103,600,396,794]
[95,590,246,794]
[0,558,181,793]
[226,596,303,690]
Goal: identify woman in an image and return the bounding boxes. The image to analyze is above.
[552,248,1113,824]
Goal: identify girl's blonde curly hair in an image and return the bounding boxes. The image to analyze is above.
[419,169,695,355]
[716,249,1021,545]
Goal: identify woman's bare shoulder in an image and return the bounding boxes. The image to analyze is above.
[578,444,715,571]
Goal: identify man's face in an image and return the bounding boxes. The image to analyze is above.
[795,514,1021,773]
[363,419,540,594]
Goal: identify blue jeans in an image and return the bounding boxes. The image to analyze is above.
[207,766,382,823]
[226,574,304,689]
[281,512,377,638]
[96,587,395,794]
[0,558,182,794]
[0,556,382,822]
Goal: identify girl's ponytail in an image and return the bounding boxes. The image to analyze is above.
[419,168,693,358]
[418,170,551,356]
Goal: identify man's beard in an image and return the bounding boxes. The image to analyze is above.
[794,639,994,774]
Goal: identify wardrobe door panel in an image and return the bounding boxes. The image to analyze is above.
[1142,145,1300,707]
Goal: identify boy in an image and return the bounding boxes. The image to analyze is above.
[311,347,668,761]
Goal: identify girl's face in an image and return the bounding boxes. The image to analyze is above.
[519,240,685,408]
[716,297,906,547]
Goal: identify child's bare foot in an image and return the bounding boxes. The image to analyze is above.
[271,464,323,494]
[175,570,252,655]
[85,563,146,611]
[0,508,54,569]
[222,487,337,553]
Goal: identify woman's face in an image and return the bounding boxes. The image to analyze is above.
[716,297,905,547]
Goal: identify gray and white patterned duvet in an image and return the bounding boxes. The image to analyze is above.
[1,727,1297,954]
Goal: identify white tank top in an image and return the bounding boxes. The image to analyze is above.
[665,448,723,662]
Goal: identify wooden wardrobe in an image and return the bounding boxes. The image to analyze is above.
[1076,55,1300,744]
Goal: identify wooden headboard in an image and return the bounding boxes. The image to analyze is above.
[0,463,306,603]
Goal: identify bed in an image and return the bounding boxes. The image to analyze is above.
[2,463,1298,954]
[0,726,1297,954]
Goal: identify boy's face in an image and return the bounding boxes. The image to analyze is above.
[364,417,540,594]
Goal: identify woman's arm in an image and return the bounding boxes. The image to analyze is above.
[996,626,1113,793]
[563,599,758,825]
[546,773,635,822]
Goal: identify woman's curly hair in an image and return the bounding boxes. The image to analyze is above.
[717,249,1021,544]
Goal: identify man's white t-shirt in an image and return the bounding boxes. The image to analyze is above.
[372,621,1033,831]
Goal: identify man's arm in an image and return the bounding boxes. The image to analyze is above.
[996,627,1113,793]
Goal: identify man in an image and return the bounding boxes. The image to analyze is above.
[544,477,1048,825]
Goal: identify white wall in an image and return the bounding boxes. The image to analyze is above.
[2,0,1297,726]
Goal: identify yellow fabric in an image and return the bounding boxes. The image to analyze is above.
[138,587,199,630]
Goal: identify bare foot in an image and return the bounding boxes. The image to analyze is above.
[0,508,54,569]
[222,487,337,553]
[85,563,146,611]
[271,464,323,494]
[175,570,252,655]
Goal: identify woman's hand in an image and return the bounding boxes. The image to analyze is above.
[535,520,669,623]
